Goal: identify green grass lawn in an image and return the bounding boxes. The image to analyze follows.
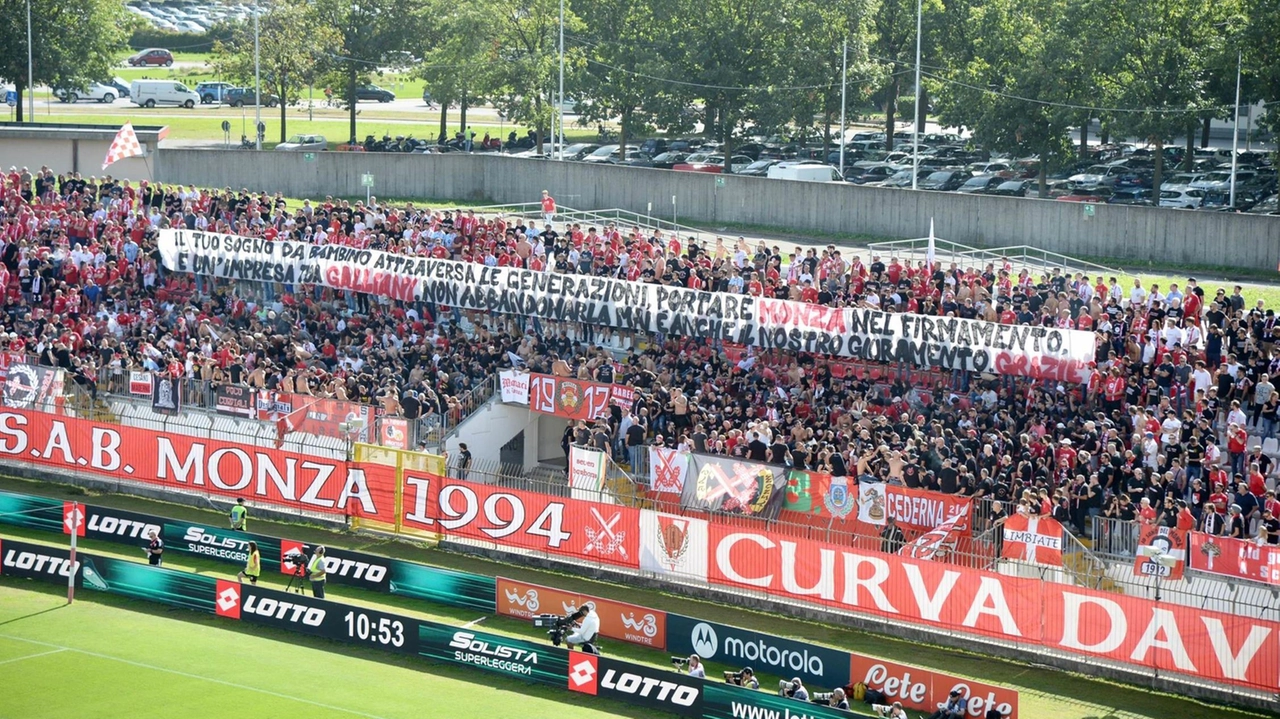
[0,583,671,719]
[0,475,1271,719]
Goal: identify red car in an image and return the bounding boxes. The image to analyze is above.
[672,152,752,174]
[128,48,174,67]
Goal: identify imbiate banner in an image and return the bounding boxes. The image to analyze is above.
[159,229,1096,381]
[0,408,397,524]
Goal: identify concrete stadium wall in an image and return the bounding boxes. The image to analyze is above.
[155,149,1280,271]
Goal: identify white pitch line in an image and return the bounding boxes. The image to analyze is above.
[0,647,66,666]
[0,634,397,719]
[462,616,488,628]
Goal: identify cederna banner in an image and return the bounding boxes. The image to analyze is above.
[158,229,1094,381]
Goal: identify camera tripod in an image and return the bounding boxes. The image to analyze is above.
[284,562,308,594]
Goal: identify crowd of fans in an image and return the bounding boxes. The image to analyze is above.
[3,165,1278,553]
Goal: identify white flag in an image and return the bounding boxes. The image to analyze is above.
[103,122,144,170]
[925,218,936,271]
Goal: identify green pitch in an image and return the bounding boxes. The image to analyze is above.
[0,583,665,719]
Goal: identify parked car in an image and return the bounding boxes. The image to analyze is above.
[638,139,668,157]
[882,168,933,188]
[1160,172,1206,190]
[989,179,1032,197]
[105,77,131,98]
[582,145,640,164]
[1067,164,1129,190]
[127,48,174,67]
[225,87,279,107]
[196,82,235,104]
[672,153,751,173]
[1158,188,1205,209]
[556,143,599,161]
[54,82,118,103]
[956,175,1004,194]
[1190,170,1258,193]
[847,163,898,185]
[1106,188,1154,206]
[130,79,198,108]
[919,170,971,191]
[648,151,688,169]
[767,163,842,182]
[275,134,327,151]
[1246,194,1278,215]
[619,153,655,167]
[738,159,781,177]
[354,84,395,102]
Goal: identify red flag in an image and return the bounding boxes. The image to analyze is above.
[102,122,144,170]
[274,402,313,448]
[1001,513,1064,566]
[1134,525,1186,580]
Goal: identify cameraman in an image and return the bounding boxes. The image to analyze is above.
[565,603,600,654]
[727,667,758,690]
[307,545,328,598]
[828,688,849,711]
[781,678,809,702]
[871,701,908,719]
[685,655,706,678]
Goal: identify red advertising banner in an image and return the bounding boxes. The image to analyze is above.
[1189,532,1280,585]
[399,475,640,568]
[848,654,1019,719]
[700,524,1280,690]
[528,374,615,422]
[496,577,667,649]
[0,408,396,524]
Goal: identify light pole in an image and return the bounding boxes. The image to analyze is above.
[26,0,34,123]
[1229,49,1240,209]
[557,0,565,160]
[254,0,262,150]
[838,39,847,174]
[910,0,922,190]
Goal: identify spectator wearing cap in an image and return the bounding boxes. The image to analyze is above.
[928,689,967,719]
[1226,504,1247,539]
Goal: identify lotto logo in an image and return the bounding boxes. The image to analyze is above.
[215,580,241,619]
[568,652,598,695]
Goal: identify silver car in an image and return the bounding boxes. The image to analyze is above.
[275,134,327,152]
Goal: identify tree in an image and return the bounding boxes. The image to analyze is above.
[1103,0,1238,191]
[485,0,584,154]
[0,0,127,122]
[871,0,942,151]
[572,0,675,159]
[214,0,339,144]
[315,0,419,144]
[411,0,495,145]
[933,0,1097,193]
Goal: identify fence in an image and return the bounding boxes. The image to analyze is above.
[94,365,494,453]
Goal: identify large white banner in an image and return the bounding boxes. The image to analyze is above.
[639,509,708,581]
[648,446,690,495]
[499,370,530,404]
[158,229,1096,381]
[568,445,611,504]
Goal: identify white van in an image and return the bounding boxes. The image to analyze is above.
[130,80,199,108]
[766,163,843,182]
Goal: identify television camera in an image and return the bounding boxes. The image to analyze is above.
[282,545,310,594]
[532,613,577,646]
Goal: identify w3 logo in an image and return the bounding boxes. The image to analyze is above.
[505,588,540,612]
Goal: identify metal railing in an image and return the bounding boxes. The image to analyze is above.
[94,366,495,453]
[468,203,721,244]
[867,236,1120,277]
